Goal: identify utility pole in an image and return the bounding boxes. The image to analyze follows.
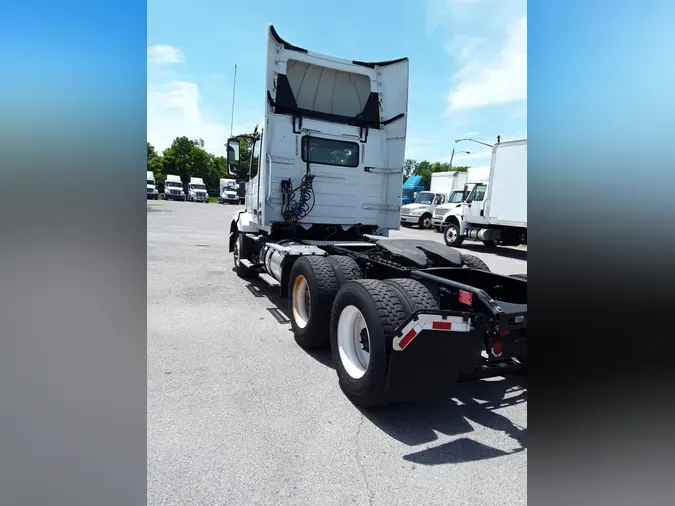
[449,148,470,169]
[230,64,237,137]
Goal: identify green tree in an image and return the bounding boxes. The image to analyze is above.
[163,136,197,184]
[147,142,158,163]
[413,160,471,189]
[403,159,417,179]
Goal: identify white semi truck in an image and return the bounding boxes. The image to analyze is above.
[400,171,467,229]
[219,178,239,204]
[188,176,209,202]
[444,140,527,248]
[147,171,158,200]
[164,174,185,201]
[432,166,490,233]
[225,25,527,407]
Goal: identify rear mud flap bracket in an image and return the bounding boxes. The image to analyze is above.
[385,311,484,401]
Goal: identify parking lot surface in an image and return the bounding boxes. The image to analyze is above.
[148,200,527,506]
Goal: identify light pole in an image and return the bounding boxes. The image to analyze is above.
[455,137,495,149]
[448,148,470,169]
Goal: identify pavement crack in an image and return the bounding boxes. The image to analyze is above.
[354,412,376,505]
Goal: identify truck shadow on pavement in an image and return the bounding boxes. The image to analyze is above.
[460,244,527,262]
[357,376,527,465]
[243,271,527,465]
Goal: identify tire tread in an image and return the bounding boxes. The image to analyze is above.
[460,253,491,272]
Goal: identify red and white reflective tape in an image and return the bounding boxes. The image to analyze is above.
[392,315,472,351]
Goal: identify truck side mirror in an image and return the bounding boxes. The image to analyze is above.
[226,138,241,176]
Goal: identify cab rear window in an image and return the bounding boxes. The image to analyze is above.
[301,136,359,168]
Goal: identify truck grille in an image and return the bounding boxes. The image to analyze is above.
[433,209,445,218]
[400,208,410,215]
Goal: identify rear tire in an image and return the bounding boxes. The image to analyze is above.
[383,278,438,314]
[289,256,339,349]
[330,280,408,407]
[326,255,362,288]
[444,222,464,247]
[460,253,491,272]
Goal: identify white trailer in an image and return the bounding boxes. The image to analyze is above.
[164,174,185,201]
[459,139,527,247]
[147,171,158,200]
[432,166,489,231]
[400,171,467,229]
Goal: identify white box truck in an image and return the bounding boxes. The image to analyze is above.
[223,25,528,408]
[164,174,186,201]
[400,171,467,229]
[447,139,527,247]
[188,176,209,202]
[147,171,158,200]
[432,166,490,232]
[219,178,239,204]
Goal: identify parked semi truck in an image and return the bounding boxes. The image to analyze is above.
[401,175,425,205]
[147,171,158,200]
[219,178,239,204]
[432,166,490,234]
[400,171,467,229]
[188,176,209,202]
[164,174,186,201]
[444,140,527,248]
[225,25,527,407]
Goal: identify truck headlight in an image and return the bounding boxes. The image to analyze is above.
[411,210,424,216]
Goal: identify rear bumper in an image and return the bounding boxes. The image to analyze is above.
[384,309,526,401]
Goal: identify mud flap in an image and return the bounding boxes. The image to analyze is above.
[384,311,485,402]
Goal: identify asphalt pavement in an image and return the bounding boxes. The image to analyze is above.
[147,200,527,506]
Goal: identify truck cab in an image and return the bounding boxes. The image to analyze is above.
[147,171,158,200]
[400,170,467,229]
[401,175,425,205]
[400,191,446,229]
[225,25,408,238]
[188,177,209,203]
[430,189,466,229]
[164,174,186,201]
[434,166,491,246]
[219,178,239,204]
[433,166,490,233]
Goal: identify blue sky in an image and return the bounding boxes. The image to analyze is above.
[148,0,526,165]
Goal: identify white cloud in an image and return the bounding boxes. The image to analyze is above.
[147,80,257,155]
[148,45,185,65]
[447,16,526,111]
[147,44,258,155]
